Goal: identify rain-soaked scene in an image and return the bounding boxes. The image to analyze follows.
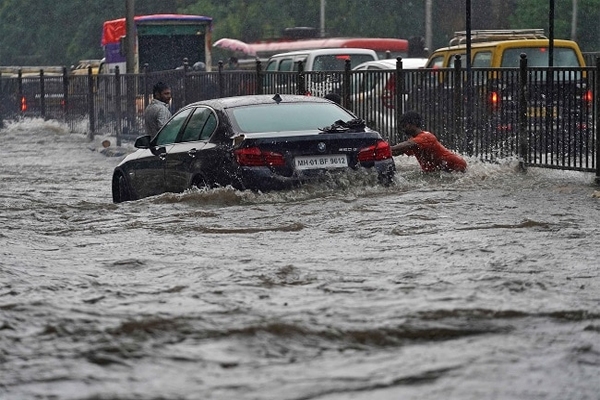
[2,118,600,400]
[3,1,600,399]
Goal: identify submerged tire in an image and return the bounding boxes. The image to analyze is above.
[193,175,211,191]
[377,168,395,187]
[113,174,131,203]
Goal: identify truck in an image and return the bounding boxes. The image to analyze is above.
[92,14,214,131]
[100,14,213,73]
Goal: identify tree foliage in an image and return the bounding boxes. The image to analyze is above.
[0,0,598,67]
[0,0,197,66]
[510,0,600,52]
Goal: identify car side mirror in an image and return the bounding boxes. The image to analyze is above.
[134,135,151,149]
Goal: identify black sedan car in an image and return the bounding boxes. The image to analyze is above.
[112,94,395,203]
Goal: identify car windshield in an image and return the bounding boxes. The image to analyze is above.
[501,47,580,67]
[231,102,354,133]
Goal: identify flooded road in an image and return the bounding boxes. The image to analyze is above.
[1,119,599,400]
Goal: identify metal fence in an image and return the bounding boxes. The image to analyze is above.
[1,58,599,180]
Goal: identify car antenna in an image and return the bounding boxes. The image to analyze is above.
[272,93,282,104]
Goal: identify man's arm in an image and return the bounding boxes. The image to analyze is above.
[391,139,418,156]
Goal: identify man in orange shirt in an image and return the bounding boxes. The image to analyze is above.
[390,111,467,172]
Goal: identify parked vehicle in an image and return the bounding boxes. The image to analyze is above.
[100,14,213,73]
[250,36,410,61]
[407,29,592,154]
[70,59,103,76]
[352,58,428,138]
[217,34,412,69]
[424,29,585,69]
[263,48,378,97]
[112,94,395,202]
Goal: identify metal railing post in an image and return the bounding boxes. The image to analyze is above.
[395,57,404,144]
[17,70,23,115]
[518,53,529,172]
[182,57,189,107]
[452,55,463,151]
[87,66,95,140]
[218,61,224,98]
[0,71,3,129]
[143,63,149,110]
[0,71,3,127]
[256,59,263,95]
[115,66,122,146]
[62,66,68,122]
[297,60,306,95]
[343,59,351,108]
[595,57,600,184]
[125,70,135,136]
[40,69,46,119]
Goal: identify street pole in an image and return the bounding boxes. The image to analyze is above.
[465,0,473,155]
[549,0,554,67]
[425,0,432,53]
[320,0,325,37]
[126,0,135,73]
[125,0,136,135]
[571,0,578,42]
[465,0,471,73]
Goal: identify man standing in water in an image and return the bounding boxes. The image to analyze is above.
[391,111,467,172]
[144,82,172,137]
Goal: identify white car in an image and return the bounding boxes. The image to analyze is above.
[263,48,378,97]
[351,58,427,140]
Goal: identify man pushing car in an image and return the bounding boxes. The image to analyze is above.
[391,111,467,173]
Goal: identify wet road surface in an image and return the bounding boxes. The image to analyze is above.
[1,119,599,399]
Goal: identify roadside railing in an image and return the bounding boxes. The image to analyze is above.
[1,58,598,181]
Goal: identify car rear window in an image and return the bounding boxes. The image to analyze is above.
[231,102,354,133]
[472,51,492,67]
[426,55,446,68]
[312,54,376,71]
[501,47,580,67]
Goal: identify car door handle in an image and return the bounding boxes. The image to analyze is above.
[187,148,197,158]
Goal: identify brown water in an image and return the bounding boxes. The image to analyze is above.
[1,119,599,400]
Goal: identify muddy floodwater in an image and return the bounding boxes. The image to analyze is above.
[1,119,599,400]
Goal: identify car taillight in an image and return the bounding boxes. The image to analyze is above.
[584,90,593,104]
[489,91,500,110]
[234,147,285,167]
[381,75,396,109]
[358,141,392,162]
[20,96,27,112]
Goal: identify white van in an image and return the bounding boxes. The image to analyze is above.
[265,48,378,72]
[264,48,378,97]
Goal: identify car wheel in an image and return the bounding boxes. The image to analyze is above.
[193,175,211,191]
[113,174,131,203]
[377,168,395,187]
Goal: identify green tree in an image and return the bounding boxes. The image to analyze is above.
[509,0,600,52]
[0,0,197,66]
[3,0,597,67]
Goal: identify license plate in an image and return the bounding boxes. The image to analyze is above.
[527,106,557,118]
[294,154,348,170]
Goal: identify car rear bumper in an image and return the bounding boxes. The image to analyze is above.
[237,159,395,191]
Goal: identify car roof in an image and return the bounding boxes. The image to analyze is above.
[186,94,332,109]
[269,48,378,58]
[427,38,585,67]
[353,58,428,70]
[431,38,580,54]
